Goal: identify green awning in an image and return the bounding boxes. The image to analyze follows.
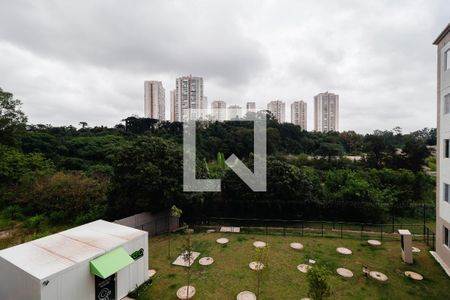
[90,247,134,279]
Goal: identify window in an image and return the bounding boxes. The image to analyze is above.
[444,226,450,248]
[446,139,450,158]
[445,183,450,202]
[445,94,450,114]
[446,49,450,71]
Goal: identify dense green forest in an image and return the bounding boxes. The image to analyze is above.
[0,87,436,230]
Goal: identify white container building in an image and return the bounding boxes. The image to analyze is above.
[0,220,149,300]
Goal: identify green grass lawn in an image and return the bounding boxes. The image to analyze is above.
[144,232,449,300]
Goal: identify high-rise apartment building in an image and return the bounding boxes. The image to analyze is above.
[201,96,208,110]
[171,75,204,122]
[144,81,165,120]
[314,92,339,132]
[433,23,450,276]
[228,105,242,120]
[211,100,227,122]
[246,102,256,114]
[291,101,307,130]
[267,100,285,123]
[170,90,176,122]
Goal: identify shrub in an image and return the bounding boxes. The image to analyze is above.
[307,266,331,300]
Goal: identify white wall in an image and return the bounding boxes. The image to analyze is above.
[41,262,95,300]
[440,41,450,223]
[0,257,41,300]
[118,234,149,298]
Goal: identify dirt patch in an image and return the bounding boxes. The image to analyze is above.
[0,230,14,239]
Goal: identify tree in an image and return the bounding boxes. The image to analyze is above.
[363,134,388,168]
[307,266,331,300]
[168,205,182,259]
[181,230,194,300]
[315,142,345,159]
[22,172,108,224]
[0,145,55,208]
[254,245,269,299]
[79,121,88,129]
[400,137,430,172]
[109,136,184,218]
[0,88,27,146]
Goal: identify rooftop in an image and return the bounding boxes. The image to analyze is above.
[433,23,450,45]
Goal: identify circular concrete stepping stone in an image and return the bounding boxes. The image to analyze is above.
[237,291,257,300]
[412,246,421,253]
[177,286,196,299]
[405,271,423,281]
[337,247,352,255]
[206,229,216,233]
[199,257,214,266]
[369,271,388,282]
[249,261,265,271]
[300,298,312,300]
[253,241,267,248]
[185,228,194,234]
[336,267,353,278]
[290,242,304,250]
[308,259,316,264]
[216,238,229,245]
[297,264,312,273]
[148,269,156,278]
[368,239,382,246]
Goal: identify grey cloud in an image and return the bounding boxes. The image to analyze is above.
[0,0,267,86]
[0,0,448,132]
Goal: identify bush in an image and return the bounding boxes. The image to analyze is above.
[22,172,108,223]
[307,266,331,300]
[24,215,47,232]
[1,205,25,221]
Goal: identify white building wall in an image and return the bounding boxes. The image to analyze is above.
[0,257,41,300]
[174,76,204,122]
[439,41,450,223]
[144,81,165,120]
[267,100,285,123]
[314,92,339,132]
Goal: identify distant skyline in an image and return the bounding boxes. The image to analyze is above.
[0,0,449,133]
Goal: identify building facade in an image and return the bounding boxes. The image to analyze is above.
[211,100,227,122]
[246,102,256,114]
[267,100,285,123]
[291,100,307,130]
[433,23,450,276]
[144,81,165,120]
[228,105,242,120]
[201,96,208,110]
[314,92,339,132]
[170,90,177,122]
[171,75,204,122]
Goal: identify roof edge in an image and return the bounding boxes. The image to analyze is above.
[434,23,450,45]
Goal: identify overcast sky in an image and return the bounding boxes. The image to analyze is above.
[0,0,449,133]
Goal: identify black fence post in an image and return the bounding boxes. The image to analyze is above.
[392,214,395,233]
[301,222,304,237]
[340,223,343,239]
[321,222,324,237]
[283,221,286,236]
[361,224,364,240]
[380,224,383,241]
